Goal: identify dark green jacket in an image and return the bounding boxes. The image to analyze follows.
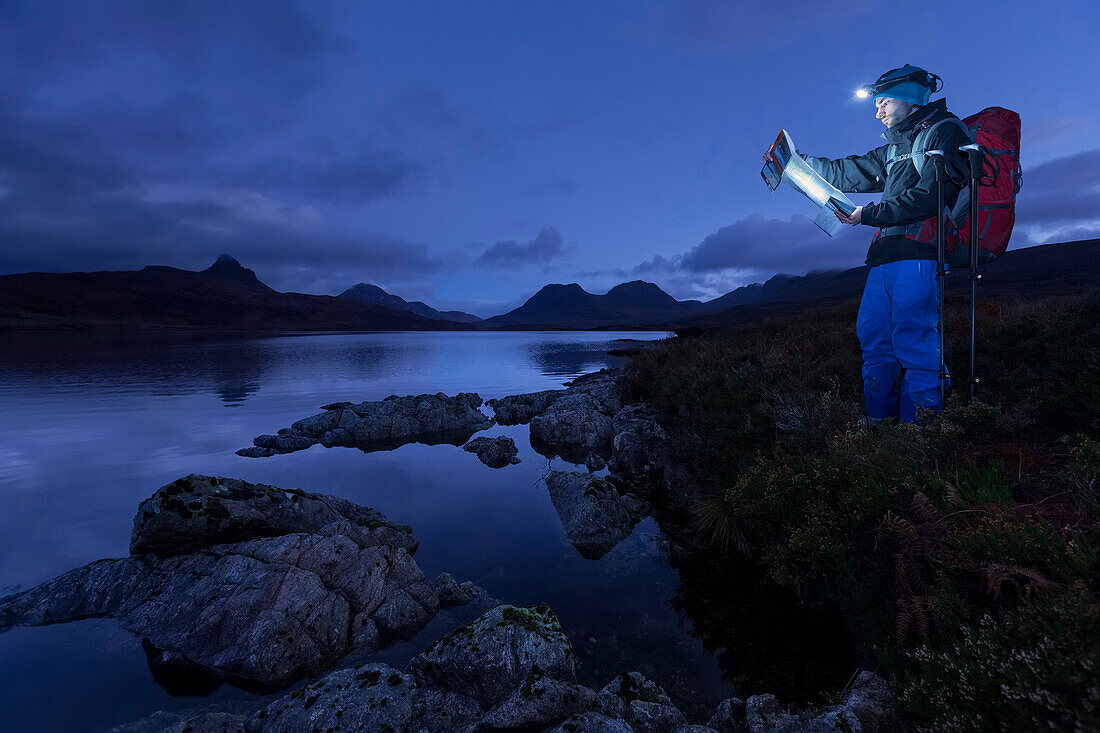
[803,99,970,266]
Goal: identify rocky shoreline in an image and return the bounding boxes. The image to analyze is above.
[2,369,905,731]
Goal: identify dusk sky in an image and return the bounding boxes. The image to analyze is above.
[2,1,1098,316]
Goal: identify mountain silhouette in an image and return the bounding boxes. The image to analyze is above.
[0,256,464,332]
[484,280,705,329]
[339,283,480,323]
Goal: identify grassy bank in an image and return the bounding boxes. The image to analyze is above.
[626,290,1100,731]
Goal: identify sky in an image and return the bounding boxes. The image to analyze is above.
[2,1,1098,317]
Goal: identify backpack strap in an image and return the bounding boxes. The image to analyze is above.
[909,117,971,174]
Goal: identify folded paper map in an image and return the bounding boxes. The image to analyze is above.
[762,130,857,237]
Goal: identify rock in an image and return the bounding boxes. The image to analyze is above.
[585,452,607,472]
[839,671,897,733]
[250,664,417,732]
[609,405,669,483]
[463,436,521,468]
[129,474,416,557]
[110,710,249,733]
[548,712,634,732]
[627,699,688,732]
[234,446,275,458]
[431,572,485,609]
[488,390,565,425]
[410,688,483,733]
[478,675,599,731]
[743,694,792,732]
[600,671,674,706]
[0,476,476,691]
[675,727,721,733]
[408,604,575,710]
[546,472,649,559]
[707,697,746,732]
[494,370,624,464]
[238,392,493,457]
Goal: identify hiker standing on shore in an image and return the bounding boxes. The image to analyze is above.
[800,65,970,423]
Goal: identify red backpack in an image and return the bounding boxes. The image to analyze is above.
[905,107,1023,264]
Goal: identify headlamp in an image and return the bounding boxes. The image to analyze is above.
[855,69,942,101]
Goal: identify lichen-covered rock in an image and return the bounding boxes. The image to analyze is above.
[463,435,521,468]
[600,671,674,706]
[546,472,649,559]
[130,474,416,556]
[249,664,417,733]
[408,604,575,710]
[237,392,493,457]
[478,675,599,731]
[410,688,483,733]
[0,476,475,691]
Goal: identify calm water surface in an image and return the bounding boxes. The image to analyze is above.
[0,331,737,731]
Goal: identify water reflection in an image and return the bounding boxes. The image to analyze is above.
[669,545,856,706]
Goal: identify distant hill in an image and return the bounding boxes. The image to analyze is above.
[339,283,480,323]
[0,255,466,332]
[681,238,1100,328]
[483,280,707,329]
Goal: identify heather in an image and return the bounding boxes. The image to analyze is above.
[626,290,1100,731]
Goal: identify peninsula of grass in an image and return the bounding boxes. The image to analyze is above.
[626,289,1100,731]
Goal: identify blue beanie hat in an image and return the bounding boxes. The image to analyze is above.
[872,64,936,106]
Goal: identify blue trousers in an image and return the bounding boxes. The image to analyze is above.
[856,260,947,423]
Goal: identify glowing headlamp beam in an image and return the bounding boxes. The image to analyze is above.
[856,87,871,99]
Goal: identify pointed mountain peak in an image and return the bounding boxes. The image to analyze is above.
[604,280,677,307]
[200,254,269,290]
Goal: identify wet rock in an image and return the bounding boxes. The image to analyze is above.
[585,452,607,472]
[408,604,575,709]
[549,712,634,732]
[609,404,670,483]
[431,572,485,609]
[707,697,746,732]
[488,389,565,425]
[495,370,624,464]
[478,675,600,731]
[130,474,416,557]
[249,664,417,733]
[237,392,493,457]
[463,435,520,468]
[546,472,648,559]
[0,475,476,691]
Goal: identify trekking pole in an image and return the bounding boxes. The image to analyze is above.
[960,143,984,403]
[925,149,948,411]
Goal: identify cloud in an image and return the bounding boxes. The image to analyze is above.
[475,227,566,268]
[676,213,868,273]
[237,145,425,203]
[1015,149,1100,243]
[651,0,879,53]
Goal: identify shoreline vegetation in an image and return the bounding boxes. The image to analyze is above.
[627,289,1100,731]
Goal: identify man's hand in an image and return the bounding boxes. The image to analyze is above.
[835,205,863,226]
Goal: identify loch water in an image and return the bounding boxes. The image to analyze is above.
[0,330,856,732]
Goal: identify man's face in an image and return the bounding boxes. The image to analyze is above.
[875,97,915,128]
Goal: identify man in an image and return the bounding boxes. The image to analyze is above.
[802,64,970,423]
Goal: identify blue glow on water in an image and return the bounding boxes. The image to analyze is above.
[0,331,734,731]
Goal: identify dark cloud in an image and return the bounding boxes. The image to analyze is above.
[475,227,566,268]
[0,0,342,100]
[676,213,867,273]
[237,145,424,203]
[655,0,879,52]
[1015,149,1100,241]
